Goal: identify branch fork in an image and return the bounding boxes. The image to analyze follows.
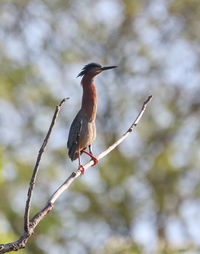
[0,95,152,253]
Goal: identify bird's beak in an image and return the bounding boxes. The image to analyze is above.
[100,65,118,71]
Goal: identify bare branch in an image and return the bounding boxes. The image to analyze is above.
[0,95,152,253]
[49,95,153,204]
[24,98,69,233]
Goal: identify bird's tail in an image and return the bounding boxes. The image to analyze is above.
[68,145,79,161]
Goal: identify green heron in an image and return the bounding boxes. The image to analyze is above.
[67,63,117,174]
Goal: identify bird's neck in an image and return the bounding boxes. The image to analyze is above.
[81,75,97,121]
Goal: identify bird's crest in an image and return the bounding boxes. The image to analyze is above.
[77,63,102,77]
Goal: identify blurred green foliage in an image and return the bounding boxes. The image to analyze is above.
[0,0,200,253]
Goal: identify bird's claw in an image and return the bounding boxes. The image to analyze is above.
[81,149,98,166]
[79,165,85,175]
[91,157,98,166]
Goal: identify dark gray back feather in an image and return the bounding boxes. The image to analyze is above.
[67,111,83,160]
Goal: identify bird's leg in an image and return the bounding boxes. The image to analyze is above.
[82,147,98,166]
[78,150,85,174]
[89,145,93,155]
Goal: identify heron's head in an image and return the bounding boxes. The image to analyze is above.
[77,63,117,78]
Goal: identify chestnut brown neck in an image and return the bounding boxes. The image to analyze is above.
[81,75,97,121]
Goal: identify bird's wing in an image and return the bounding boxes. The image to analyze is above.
[67,111,83,161]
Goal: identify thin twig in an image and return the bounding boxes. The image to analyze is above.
[0,95,152,253]
[24,98,69,233]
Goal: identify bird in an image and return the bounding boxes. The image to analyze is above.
[67,63,117,174]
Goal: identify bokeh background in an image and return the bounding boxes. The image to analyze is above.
[1,0,200,253]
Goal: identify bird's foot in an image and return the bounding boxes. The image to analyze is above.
[79,165,85,175]
[82,150,98,166]
[90,155,98,166]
